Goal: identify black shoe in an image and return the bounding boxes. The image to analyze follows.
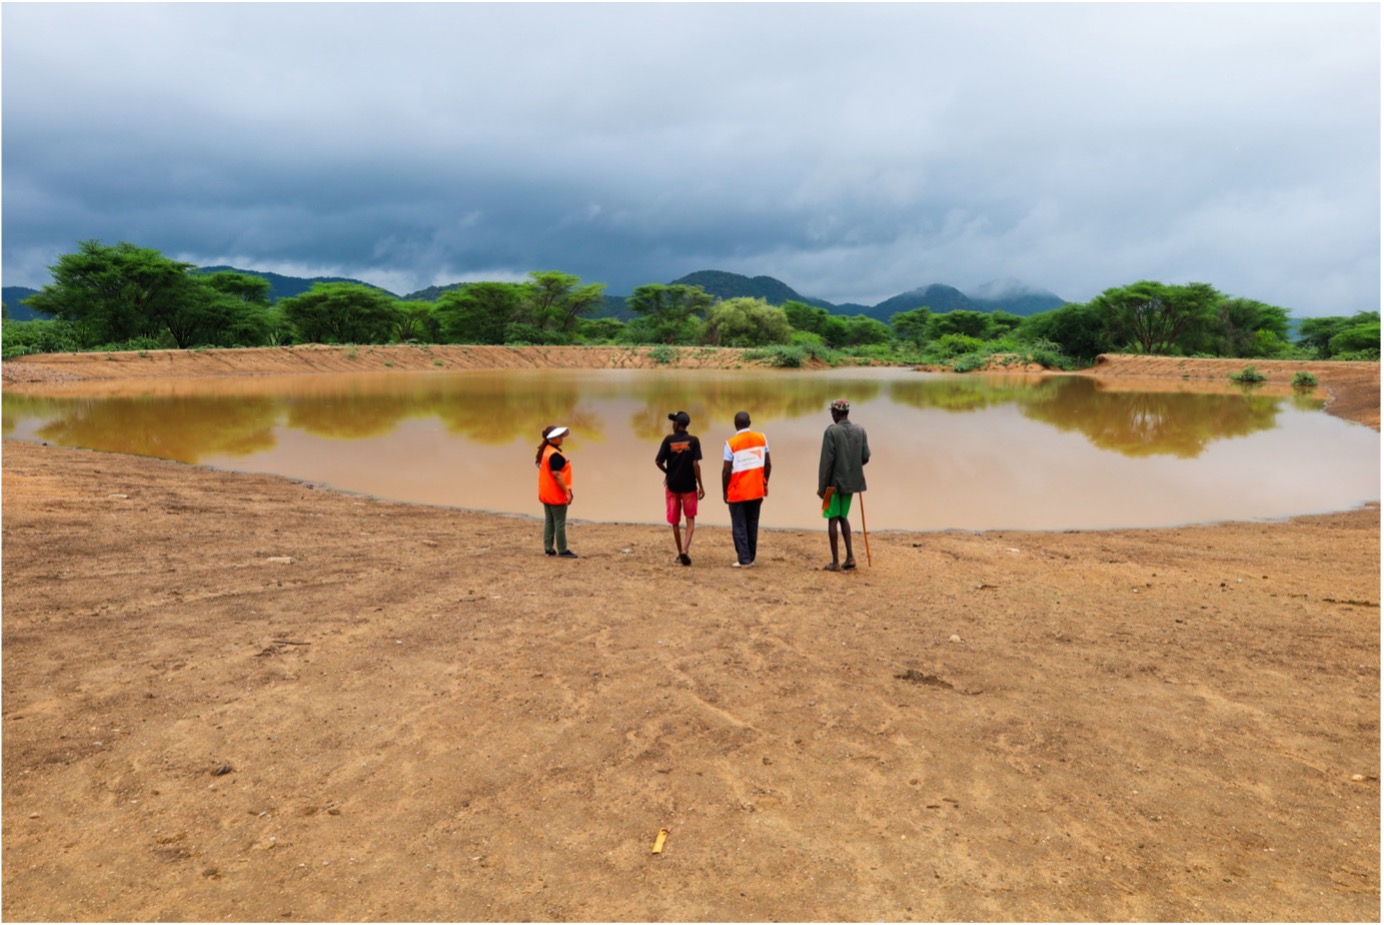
[545,549,557,557]
[558,550,579,558]
[679,553,692,566]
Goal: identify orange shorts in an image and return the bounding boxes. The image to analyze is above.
[666,489,699,524]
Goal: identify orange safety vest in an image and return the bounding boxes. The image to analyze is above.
[726,430,767,502]
[537,444,572,505]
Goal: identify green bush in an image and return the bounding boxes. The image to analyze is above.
[1291,371,1319,390]
[949,352,989,373]
[843,343,901,362]
[747,345,807,368]
[1,319,84,359]
[1229,365,1267,384]
[1328,321,1381,358]
[102,336,171,353]
[648,344,677,365]
[922,334,986,363]
[1022,339,1075,371]
[503,322,568,346]
[1332,348,1381,362]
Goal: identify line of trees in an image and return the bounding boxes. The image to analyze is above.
[3,239,1379,366]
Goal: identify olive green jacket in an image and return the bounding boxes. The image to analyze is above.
[818,419,870,494]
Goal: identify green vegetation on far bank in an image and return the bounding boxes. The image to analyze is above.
[3,240,1379,369]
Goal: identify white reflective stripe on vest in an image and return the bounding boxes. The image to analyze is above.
[731,446,765,473]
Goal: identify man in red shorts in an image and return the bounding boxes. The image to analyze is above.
[655,410,705,566]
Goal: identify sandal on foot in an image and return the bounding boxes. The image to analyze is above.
[843,559,857,570]
[823,562,842,571]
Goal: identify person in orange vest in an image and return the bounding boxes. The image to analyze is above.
[721,410,771,568]
[535,425,578,558]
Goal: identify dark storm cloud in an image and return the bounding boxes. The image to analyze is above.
[3,3,1378,315]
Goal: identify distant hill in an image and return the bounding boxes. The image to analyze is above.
[864,282,1066,322]
[867,284,973,322]
[669,270,837,310]
[401,282,466,302]
[666,271,1064,321]
[594,295,632,320]
[967,279,1067,315]
[197,266,398,302]
[2,286,42,320]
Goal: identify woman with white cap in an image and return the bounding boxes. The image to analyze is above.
[535,425,578,558]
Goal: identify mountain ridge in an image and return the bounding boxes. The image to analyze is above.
[4,268,1068,322]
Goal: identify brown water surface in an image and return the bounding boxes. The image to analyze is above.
[4,367,1377,530]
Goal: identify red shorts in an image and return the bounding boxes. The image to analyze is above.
[666,489,699,524]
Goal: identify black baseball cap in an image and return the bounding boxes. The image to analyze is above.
[668,411,691,426]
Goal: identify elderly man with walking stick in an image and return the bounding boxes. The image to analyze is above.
[817,398,870,571]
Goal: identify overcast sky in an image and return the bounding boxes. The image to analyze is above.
[3,3,1378,316]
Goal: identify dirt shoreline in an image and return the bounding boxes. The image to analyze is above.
[3,348,1379,921]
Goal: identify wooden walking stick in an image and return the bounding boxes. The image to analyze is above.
[859,492,872,567]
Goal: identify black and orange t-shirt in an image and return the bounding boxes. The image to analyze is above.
[655,433,702,493]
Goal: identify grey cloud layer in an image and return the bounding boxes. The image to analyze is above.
[3,3,1377,315]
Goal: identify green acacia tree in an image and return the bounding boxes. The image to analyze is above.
[988,311,1025,338]
[841,315,892,346]
[436,282,524,344]
[701,297,794,347]
[1210,298,1290,357]
[193,270,275,347]
[1299,311,1380,359]
[199,270,272,306]
[627,283,714,344]
[518,271,605,341]
[1092,280,1221,355]
[926,309,994,341]
[782,301,829,335]
[25,241,281,349]
[394,300,442,343]
[26,240,197,346]
[1017,302,1113,364]
[577,317,625,343]
[890,307,932,348]
[1329,319,1381,358]
[279,282,402,344]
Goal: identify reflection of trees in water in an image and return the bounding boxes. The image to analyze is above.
[886,375,1281,458]
[888,376,1067,414]
[432,378,604,445]
[1,392,56,437]
[1023,378,1280,458]
[7,371,1291,466]
[286,390,422,439]
[275,377,599,445]
[30,395,279,463]
[9,378,605,458]
[627,376,886,440]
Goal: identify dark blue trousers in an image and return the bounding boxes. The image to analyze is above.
[728,498,762,565]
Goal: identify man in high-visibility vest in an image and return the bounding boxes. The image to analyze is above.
[721,410,771,568]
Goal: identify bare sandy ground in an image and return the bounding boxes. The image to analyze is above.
[3,348,1379,921]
